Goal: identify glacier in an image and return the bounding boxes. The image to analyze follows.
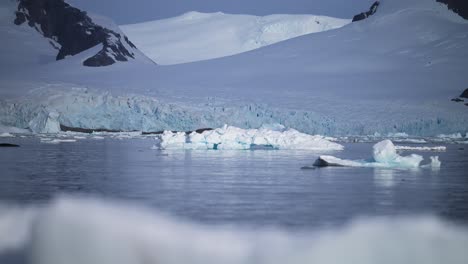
[1,86,467,137]
[158,125,343,150]
[313,140,440,169]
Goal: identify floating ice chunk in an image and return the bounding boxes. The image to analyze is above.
[430,156,441,168]
[373,140,398,163]
[387,132,409,138]
[160,131,188,149]
[0,132,13,138]
[313,140,427,169]
[159,125,344,150]
[437,133,463,139]
[372,140,423,168]
[41,139,77,144]
[395,146,447,152]
[393,138,427,144]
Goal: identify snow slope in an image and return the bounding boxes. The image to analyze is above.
[144,0,468,136]
[0,2,58,70]
[1,0,468,136]
[121,12,350,65]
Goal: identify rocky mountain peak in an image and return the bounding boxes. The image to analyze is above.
[14,0,140,67]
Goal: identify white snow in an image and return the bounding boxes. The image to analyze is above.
[159,125,343,150]
[1,0,468,136]
[2,198,468,264]
[121,12,350,65]
[314,140,440,169]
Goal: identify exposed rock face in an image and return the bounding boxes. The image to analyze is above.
[437,0,468,19]
[14,0,138,67]
[352,1,380,22]
[461,89,468,98]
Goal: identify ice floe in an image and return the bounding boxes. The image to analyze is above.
[313,140,440,169]
[395,146,447,152]
[0,132,14,138]
[158,125,344,150]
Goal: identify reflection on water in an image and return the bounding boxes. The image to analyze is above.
[374,168,396,188]
[0,138,468,228]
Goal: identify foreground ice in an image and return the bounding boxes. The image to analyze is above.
[159,125,344,150]
[314,140,440,169]
[0,198,467,264]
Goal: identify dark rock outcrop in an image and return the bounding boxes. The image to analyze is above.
[460,88,468,98]
[60,124,127,133]
[312,157,344,167]
[451,98,464,102]
[352,1,380,22]
[0,143,20,147]
[60,124,214,135]
[14,0,138,67]
[437,0,468,19]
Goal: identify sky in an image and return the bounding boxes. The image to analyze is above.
[69,0,375,25]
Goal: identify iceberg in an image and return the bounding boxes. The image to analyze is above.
[313,140,439,169]
[159,125,344,150]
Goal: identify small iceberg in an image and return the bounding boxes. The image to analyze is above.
[0,132,14,138]
[158,125,344,150]
[313,140,440,169]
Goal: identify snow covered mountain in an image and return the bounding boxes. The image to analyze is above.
[0,0,151,68]
[121,12,350,65]
[437,0,468,19]
[0,0,467,137]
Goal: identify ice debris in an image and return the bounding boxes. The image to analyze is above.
[0,132,14,138]
[395,146,447,152]
[158,125,344,150]
[314,140,440,169]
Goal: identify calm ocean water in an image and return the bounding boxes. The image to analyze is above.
[1,137,467,227]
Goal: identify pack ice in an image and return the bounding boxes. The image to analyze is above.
[314,140,440,169]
